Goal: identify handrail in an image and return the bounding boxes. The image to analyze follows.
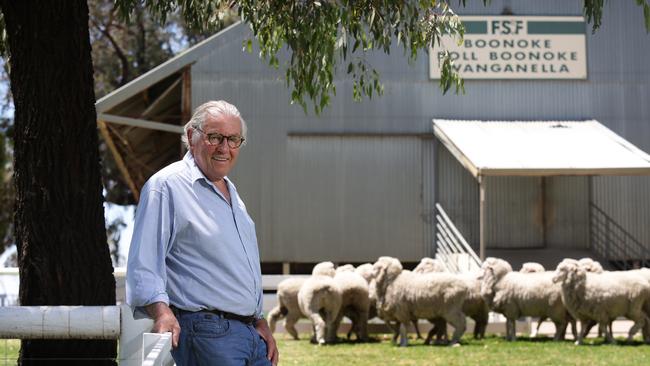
[436,204,482,265]
[589,203,650,269]
[434,203,482,273]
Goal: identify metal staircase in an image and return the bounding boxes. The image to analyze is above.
[434,203,482,273]
[590,203,650,270]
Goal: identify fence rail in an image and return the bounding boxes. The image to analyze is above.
[435,203,482,273]
[590,203,650,269]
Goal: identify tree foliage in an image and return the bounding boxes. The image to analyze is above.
[115,0,650,114]
[0,1,648,363]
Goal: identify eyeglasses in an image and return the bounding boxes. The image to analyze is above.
[194,127,245,148]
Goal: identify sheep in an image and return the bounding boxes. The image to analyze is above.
[552,258,650,345]
[578,257,604,274]
[357,262,414,342]
[413,257,446,274]
[408,257,447,341]
[355,263,375,283]
[336,264,356,273]
[312,261,337,277]
[520,262,545,273]
[575,258,610,337]
[423,271,490,343]
[373,256,468,347]
[518,262,547,337]
[268,276,307,339]
[414,257,487,342]
[330,266,371,342]
[346,262,410,342]
[480,257,575,341]
[297,262,343,344]
[346,263,384,340]
[620,267,650,343]
[461,272,490,339]
[268,261,337,340]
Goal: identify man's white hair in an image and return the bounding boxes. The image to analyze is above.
[182,100,248,149]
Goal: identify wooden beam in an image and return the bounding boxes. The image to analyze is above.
[98,119,140,202]
[140,77,181,119]
[98,113,184,134]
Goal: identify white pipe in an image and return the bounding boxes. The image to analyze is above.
[0,306,120,339]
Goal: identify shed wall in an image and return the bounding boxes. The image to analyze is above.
[188,0,650,262]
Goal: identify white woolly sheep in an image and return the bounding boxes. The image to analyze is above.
[578,257,604,274]
[424,271,489,343]
[480,257,575,341]
[297,262,343,344]
[268,277,307,339]
[373,256,468,346]
[628,268,650,342]
[355,263,374,283]
[312,261,336,277]
[520,262,545,273]
[552,259,650,344]
[331,267,371,342]
[336,264,356,273]
[413,257,446,274]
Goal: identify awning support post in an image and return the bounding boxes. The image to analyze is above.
[479,175,486,261]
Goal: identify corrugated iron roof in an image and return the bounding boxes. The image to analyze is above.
[433,119,650,178]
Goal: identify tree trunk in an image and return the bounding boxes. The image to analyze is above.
[0,1,117,364]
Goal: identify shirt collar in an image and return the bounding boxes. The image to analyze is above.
[183,151,234,188]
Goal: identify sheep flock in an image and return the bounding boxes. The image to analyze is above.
[268,256,650,346]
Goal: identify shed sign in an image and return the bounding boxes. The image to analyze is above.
[429,16,587,79]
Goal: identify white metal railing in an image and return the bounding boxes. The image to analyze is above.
[435,203,482,273]
[0,305,173,365]
[142,332,174,366]
[0,270,306,365]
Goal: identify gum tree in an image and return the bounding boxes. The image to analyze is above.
[0,0,647,364]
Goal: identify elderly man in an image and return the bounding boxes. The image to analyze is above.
[126,100,278,365]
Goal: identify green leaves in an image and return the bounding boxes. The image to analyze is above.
[585,0,649,33]
[236,1,468,113]
[438,50,464,95]
[104,0,650,114]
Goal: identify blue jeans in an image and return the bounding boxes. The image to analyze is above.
[171,310,271,366]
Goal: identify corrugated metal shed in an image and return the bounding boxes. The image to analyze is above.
[433,120,650,177]
[95,0,650,268]
[433,119,650,260]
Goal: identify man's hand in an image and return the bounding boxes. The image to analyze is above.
[145,302,181,348]
[255,318,279,366]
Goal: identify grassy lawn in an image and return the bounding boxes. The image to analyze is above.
[277,334,650,366]
[0,340,18,365]
[1,335,649,365]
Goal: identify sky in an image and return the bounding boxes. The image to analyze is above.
[104,202,135,268]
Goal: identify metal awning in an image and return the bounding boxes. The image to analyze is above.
[433,119,650,261]
[433,119,650,178]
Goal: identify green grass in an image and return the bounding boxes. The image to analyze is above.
[0,339,19,365]
[277,334,650,366]
[1,335,649,365]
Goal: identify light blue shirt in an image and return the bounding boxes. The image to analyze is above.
[126,152,263,318]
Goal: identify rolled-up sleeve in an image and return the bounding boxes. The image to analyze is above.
[126,184,173,308]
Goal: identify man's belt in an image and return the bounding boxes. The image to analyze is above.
[170,305,257,325]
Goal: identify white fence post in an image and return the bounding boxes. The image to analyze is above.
[142,332,174,366]
[118,304,157,366]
